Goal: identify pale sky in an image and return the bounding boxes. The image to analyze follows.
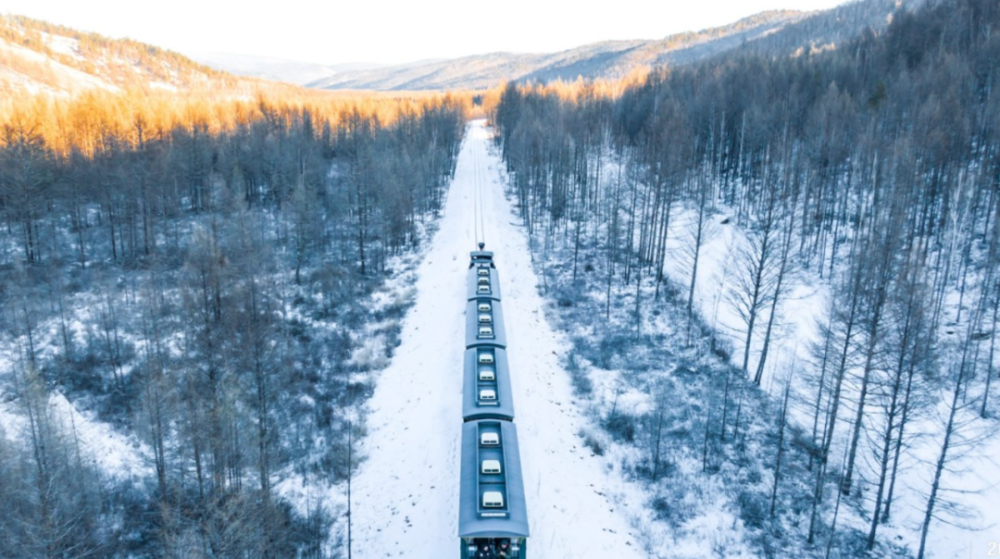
[0,0,850,66]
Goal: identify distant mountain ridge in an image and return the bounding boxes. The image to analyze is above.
[188,52,395,86]
[189,52,339,85]
[0,0,924,97]
[308,0,917,91]
[0,14,266,98]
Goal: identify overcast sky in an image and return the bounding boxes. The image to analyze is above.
[0,0,850,65]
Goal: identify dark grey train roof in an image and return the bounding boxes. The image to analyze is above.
[463,347,515,422]
[459,420,530,539]
[466,299,507,349]
[468,264,502,302]
[470,249,494,263]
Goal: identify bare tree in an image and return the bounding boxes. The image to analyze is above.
[728,170,785,378]
[769,374,792,517]
[867,261,931,546]
[808,244,866,543]
[683,168,717,343]
[753,205,796,386]
[843,199,902,496]
[0,117,52,263]
[916,362,985,559]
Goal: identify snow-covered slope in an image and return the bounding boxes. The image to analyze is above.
[0,36,119,96]
[646,204,1000,558]
[348,121,646,557]
[0,14,270,98]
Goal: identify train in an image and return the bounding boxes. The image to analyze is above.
[458,244,529,558]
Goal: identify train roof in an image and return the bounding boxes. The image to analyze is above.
[470,250,494,263]
[466,299,507,349]
[458,420,529,539]
[470,243,494,265]
[463,347,515,422]
[467,264,502,302]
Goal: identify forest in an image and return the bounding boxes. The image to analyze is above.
[0,89,466,557]
[490,0,1000,556]
[2,0,998,556]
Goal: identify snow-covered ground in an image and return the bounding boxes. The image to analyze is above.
[488,137,1000,558]
[348,121,647,558]
[0,36,119,95]
[653,204,1000,558]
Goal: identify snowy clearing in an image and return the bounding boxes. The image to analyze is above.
[347,121,646,558]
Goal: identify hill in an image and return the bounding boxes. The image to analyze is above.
[308,0,913,91]
[188,52,361,86]
[0,14,262,97]
[490,0,1000,555]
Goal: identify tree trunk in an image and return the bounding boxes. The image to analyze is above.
[770,379,791,517]
[917,365,965,559]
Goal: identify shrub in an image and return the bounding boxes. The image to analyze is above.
[651,495,672,520]
[580,429,605,456]
[738,490,768,529]
[604,413,636,443]
[565,353,593,396]
[649,485,696,529]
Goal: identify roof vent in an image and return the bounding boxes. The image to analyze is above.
[482,460,502,474]
[481,432,499,446]
[483,491,503,508]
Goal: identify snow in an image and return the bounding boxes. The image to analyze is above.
[0,108,988,556]
[0,66,50,96]
[347,333,390,370]
[0,400,27,439]
[652,199,1000,558]
[47,392,152,481]
[0,38,119,94]
[41,32,83,60]
[347,120,646,558]
[0,391,150,482]
[149,81,179,92]
[0,35,120,92]
[491,139,1000,557]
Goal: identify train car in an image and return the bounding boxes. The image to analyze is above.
[467,264,502,302]
[465,298,507,349]
[468,245,501,302]
[463,347,515,422]
[458,420,529,558]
